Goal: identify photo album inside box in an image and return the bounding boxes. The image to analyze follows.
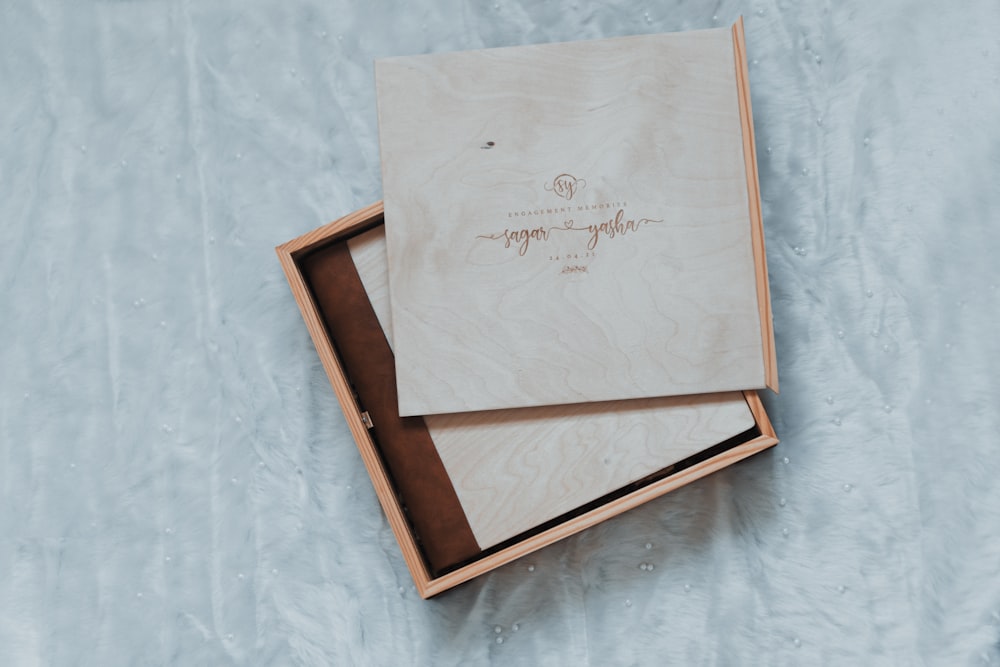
[277,18,778,598]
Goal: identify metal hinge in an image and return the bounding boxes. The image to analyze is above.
[360,411,374,429]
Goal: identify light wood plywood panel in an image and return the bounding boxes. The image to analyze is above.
[347,227,395,346]
[348,228,754,549]
[429,394,754,549]
[376,25,768,416]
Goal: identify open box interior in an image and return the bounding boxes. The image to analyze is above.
[277,203,777,597]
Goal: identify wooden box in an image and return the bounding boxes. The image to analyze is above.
[276,17,777,598]
[276,202,777,599]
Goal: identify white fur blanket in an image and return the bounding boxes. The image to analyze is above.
[1,0,998,664]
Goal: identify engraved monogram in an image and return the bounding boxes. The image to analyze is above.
[544,173,587,201]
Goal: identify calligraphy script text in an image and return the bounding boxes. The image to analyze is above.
[476,209,662,256]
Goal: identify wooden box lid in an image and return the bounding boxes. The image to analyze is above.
[375,18,776,417]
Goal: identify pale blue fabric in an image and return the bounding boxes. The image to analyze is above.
[2,1,999,664]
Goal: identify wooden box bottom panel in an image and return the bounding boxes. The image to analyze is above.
[276,202,778,598]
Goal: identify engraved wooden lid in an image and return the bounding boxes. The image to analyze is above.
[375,18,777,417]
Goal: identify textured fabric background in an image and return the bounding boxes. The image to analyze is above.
[2,1,999,665]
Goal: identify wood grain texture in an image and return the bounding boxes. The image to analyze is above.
[376,24,767,416]
[346,226,395,347]
[348,227,755,549]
